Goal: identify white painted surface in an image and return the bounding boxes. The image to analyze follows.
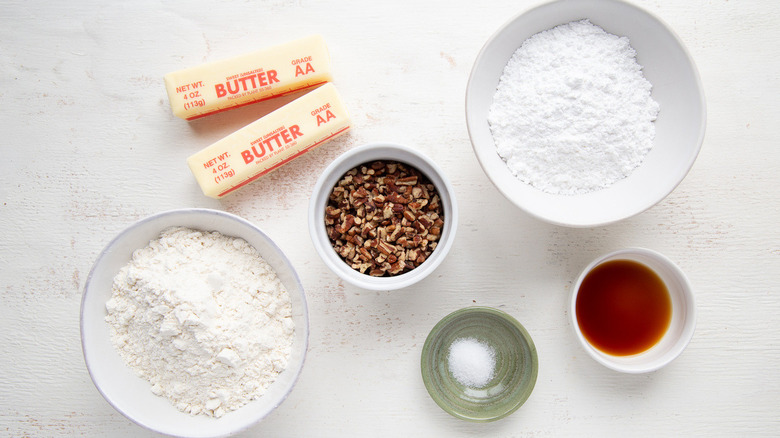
[1,0,778,436]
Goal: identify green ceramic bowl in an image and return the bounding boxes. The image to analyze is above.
[421,307,538,422]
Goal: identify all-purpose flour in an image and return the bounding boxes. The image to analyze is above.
[105,226,294,418]
[488,20,660,195]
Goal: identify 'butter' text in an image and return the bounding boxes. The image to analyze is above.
[216,70,279,98]
[241,125,303,164]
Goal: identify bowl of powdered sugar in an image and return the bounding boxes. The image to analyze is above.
[80,209,308,437]
[421,307,538,422]
[466,0,706,227]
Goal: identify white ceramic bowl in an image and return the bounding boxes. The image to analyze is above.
[466,0,706,227]
[570,248,696,373]
[308,143,458,290]
[80,209,309,437]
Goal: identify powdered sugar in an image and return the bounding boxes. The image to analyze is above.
[488,20,660,195]
[105,226,294,418]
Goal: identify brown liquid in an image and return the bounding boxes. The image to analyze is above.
[576,259,672,356]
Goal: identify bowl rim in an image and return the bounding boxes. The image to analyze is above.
[80,208,309,437]
[569,247,696,373]
[420,306,539,422]
[465,0,707,227]
[308,142,458,290]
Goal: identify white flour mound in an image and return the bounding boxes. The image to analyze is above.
[105,226,294,418]
[488,20,660,195]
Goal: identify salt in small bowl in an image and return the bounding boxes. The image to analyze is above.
[421,307,538,422]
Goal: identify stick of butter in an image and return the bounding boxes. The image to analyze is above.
[187,83,351,198]
[164,35,333,120]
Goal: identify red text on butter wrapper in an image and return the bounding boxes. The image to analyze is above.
[241,125,303,164]
[292,56,316,77]
[312,103,336,126]
[216,70,280,98]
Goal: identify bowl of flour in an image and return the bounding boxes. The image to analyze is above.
[81,209,308,437]
[466,0,706,227]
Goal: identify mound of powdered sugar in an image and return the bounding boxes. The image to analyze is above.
[488,20,660,195]
[105,226,294,417]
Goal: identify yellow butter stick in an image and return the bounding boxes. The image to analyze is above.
[187,83,351,198]
[165,35,333,120]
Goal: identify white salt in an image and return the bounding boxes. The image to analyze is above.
[447,337,496,388]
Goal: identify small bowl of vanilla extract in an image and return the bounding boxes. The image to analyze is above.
[570,248,696,373]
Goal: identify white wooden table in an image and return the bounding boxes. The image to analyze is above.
[2,1,779,436]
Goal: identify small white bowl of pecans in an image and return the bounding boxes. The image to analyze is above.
[309,143,458,290]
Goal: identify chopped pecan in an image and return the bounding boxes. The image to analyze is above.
[417,215,433,229]
[377,240,396,256]
[396,176,418,186]
[358,247,372,261]
[389,261,405,275]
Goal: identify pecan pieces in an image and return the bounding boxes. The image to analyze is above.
[325,160,445,277]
